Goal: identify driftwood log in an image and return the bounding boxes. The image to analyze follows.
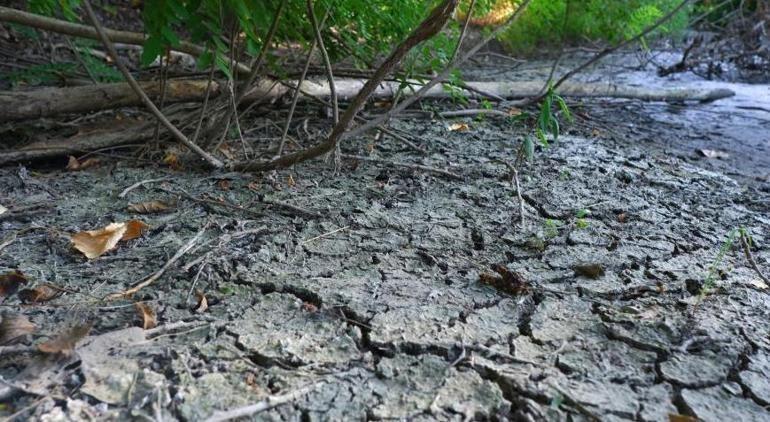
[0,78,734,123]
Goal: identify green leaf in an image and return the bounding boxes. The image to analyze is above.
[523,135,534,161]
[141,36,164,66]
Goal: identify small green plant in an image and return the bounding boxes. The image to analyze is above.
[543,218,562,239]
[702,228,740,294]
[575,209,590,229]
[519,85,571,163]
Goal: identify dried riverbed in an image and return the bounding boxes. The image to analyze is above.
[1,58,770,420]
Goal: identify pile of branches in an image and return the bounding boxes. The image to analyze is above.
[0,0,735,172]
[660,1,769,81]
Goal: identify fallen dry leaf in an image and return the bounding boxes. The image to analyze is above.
[163,151,182,170]
[134,302,157,330]
[194,290,208,313]
[617,212,628,223]
[122,219,149,241]
[66,156,101,171]
[697,149,729,159]
[0,313,35,345]
[18,284,64,304]
[479,264,529,296]
[38,322,92,356]
[71,222,127,259]
[574,263,606,279]
[301,302,318,313]
[0,270,28,298]
[217,179,231,191]
[287,174,296,188]
[507,107,522,116]
[447,122,469,132]
[127,200,173,214]
[0,204,7,215]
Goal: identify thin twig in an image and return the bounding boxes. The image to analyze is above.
[118,177,171,198]
[740,231,769,285]
[105,224,208,300]
[301,225,349,245]
[204,381,327,422]
[260,198,322,219]
[307,0,338,125]
[342,154,463,180]
[81,0,223,169]
[450,0,476,63]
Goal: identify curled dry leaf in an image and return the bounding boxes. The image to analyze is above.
[71,222,127,259]
[479,264,529,296]
[18,284,64,304]
[71,220,149,259]
[194,290,208,313]
[447,122,470,132]
[574,263,606,279]
[0,270,29,298]
[38,322,92,356]
[134,302,157,330]
[0,313,35,345]
[163,151,182,170]
[217,179,231,191]
[127,200,173,214]
[66,156,101,171]
[122,219,150,241]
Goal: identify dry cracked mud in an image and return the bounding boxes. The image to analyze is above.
[1,102,769,421]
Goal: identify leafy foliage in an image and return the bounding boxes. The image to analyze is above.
[499,0,691,53]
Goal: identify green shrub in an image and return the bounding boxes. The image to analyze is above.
[499,0,691,53]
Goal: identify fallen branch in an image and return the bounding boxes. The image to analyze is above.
[0,6,250,75]
[0,80,220,123]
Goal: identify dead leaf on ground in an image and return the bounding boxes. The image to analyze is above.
[447,122,470,132]
[668,414,698,422]
[0,313,35,345]
[749,279,769,290]
[163,151,182,170]
[217,179,231,191]
[66,156,101,171]
[617,212,628,223]
[134,302,157,330]
[287,174,296,187]
[194,290,208,313]
[18,284,65,304]
[301,302,318,313]
[0,204,7,215]
[122,219,149,241]
[0,270,29,298]
[38,322,93,356]
[697,149,729,159]
[479,264,529,295]
[574,263,606,279]
[507,107,522,116]
[71,222,128,259]
[127,200,173,214]
[71,220,149,259]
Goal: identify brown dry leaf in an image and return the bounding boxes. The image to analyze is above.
[591,128,602,137]
[218,144,236,161]
[668,415,698,422]
[66,156,100,171]
[194,290,208,313]
[287,174,296,188]
[38,322,92,356]
[217,179,231,191]
[0,270,28,298]
[447,122,469,132]
[617,212,628,223]
[127,200,173,214]
[134,302,157,330]
[698,149,729,159]
[0,313,35,345]
[301,302,318,313]
[71,222,127,259]
[479,264,529,296]
[18,284,64,304]
[574,263,606,279]
[506,107,522,116]
[121,219,149,241]
[163,151,182,170]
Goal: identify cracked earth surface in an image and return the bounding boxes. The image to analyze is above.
[1,101,769,420]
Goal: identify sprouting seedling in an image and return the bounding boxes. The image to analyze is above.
[702,228,740,294]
